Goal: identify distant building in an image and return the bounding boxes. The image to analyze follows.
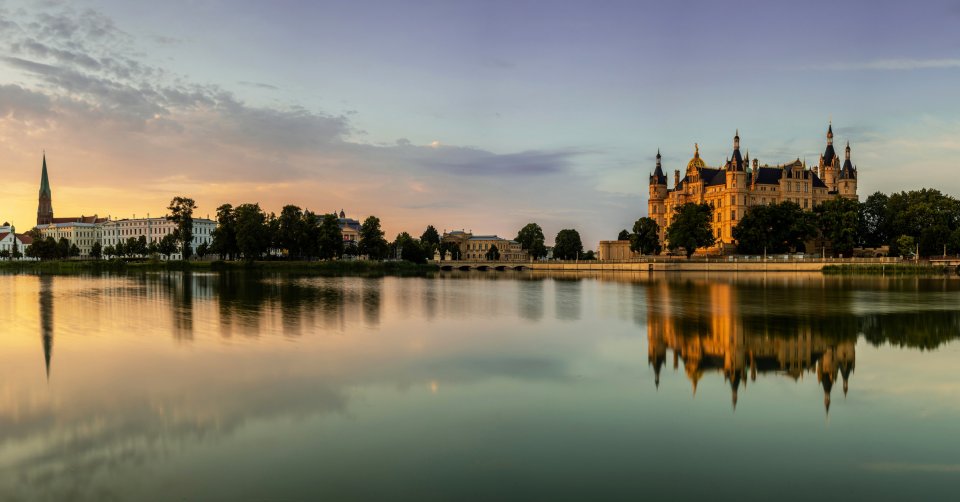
[441,230,527,261]
[337,210,361,246]
[597,240,637,261]
[0,224,33,260]
[34,221,100,257]
[101,217,216,259]
[648,125,859,254]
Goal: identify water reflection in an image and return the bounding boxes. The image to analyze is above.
[644,277,960,412]
[39,275,53,379]
[5,271,960,501]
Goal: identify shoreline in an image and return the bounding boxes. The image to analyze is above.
[0,259,953,277]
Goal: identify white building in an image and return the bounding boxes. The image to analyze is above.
[34,221,101,257]
[101,217,216,259]
[0,224,34,260]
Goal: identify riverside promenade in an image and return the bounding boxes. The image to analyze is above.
[439,257,903,272]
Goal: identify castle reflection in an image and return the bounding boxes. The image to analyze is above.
[646,280,856,412]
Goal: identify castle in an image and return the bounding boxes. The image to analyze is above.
[648,125,858,253]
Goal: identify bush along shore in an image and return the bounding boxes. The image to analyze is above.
[0,259,440,276]
[822,263,955,275]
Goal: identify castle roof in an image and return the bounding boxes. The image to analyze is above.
[687,144,707,171]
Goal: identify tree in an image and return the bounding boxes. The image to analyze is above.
[167,196,197,259]
[886,189,960,257]
[516,223,548,259]
[815,197,862,257]
[392,232,428,264]
[733,202,816,255]
[115,239,126,257]
[158,233,178,259]
[12,238,20,260]
[318,213,345,260]
[553,229,583,260]
[630,217,661,255]
[485,243,500,261]
[439,241,461,261]
[666,203,715,258]
[103,245,116,258]
[69,243,80,257]
[617,229,630,241]
[358,216,389,260]
[196,242,208,259]
[0,250,9,260]
[135,235,149,256]
[861,191,890,248]
[211,204,238,260]
[582,250,596,260]
[277,205,305,258]
[234,203,270,260]
[896,235,916,258]
[300,210,322,259]
[57,238,71,259]
[90,241,102,260]
[420,225,440,259]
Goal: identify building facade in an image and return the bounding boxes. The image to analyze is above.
[34,221,101,257]
[648,125,858,253]
[0,224,33,259]
[337,210,361,247]
[101,217,216,259]
[441,230,528,261]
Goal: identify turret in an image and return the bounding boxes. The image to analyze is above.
[648,150,668,230]
[820,123,839,192]
[674,169,680,189]
[839,141,858,200]
[728,130,744,171]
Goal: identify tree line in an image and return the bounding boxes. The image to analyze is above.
[617,188,960,258]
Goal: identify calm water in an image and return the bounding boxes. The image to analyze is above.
[1,271,959,501]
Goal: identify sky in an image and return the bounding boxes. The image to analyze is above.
[2,0,960,246]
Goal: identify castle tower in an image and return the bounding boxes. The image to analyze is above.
[838,141,859,200]
[648,149,668,244]
[724,131,748,249]
[37,153,53,226]
[820,124,840,192]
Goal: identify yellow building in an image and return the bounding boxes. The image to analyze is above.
[441,230,528,261]
[648,125,858,253]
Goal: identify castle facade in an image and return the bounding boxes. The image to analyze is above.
[648,125,858,253]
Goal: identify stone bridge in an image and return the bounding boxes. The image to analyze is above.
[437,261,529,271]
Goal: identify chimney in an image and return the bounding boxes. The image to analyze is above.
[674,170,680,188]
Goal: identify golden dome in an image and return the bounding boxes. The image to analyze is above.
[687,143,706,170]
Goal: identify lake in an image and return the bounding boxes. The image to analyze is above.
[1,271,959,501]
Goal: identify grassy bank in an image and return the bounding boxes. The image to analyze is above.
[0,259,439,276]
[822,263,955,275]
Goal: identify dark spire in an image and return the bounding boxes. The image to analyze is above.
[841,141,856,179]
[649,149,667,185]
[729,130,744,171]
[39,152,51,197]
[822,123,836,166]
[37,152,54,226]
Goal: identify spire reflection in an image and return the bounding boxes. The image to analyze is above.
[39,275,53,380]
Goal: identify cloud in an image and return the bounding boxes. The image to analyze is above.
[817,58,960,71]
[237,80,279,90]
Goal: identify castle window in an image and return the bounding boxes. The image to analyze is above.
[731,210,736,221]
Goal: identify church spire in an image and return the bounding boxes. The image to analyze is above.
[40,152,51,197]
[37,152,54,226]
